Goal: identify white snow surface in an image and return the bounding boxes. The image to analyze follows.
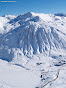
[0,12,66,88]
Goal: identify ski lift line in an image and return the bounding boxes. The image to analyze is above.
[1,1,16,2]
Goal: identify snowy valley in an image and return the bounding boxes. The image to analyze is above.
[0,12,66,88]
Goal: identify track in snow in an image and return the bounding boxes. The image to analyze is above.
[40,64,66,88]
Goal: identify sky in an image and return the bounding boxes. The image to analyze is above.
[0,0,66,16]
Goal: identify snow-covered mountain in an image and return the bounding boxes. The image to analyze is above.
[55,13,66,17]
[0,12,66,88]
[0,12,66,63]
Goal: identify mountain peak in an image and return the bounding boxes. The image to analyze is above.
[26,12,35,15]
[55,13,66,17]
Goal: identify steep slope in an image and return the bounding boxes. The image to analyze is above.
[0,12,66,63]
